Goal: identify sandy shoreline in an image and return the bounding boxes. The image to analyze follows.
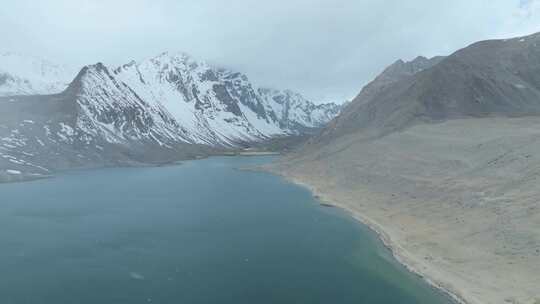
[265,117,540,304]
[269,170,469,304]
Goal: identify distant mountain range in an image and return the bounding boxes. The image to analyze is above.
[0,51,342,181]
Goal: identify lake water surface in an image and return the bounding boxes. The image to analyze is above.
[0,156,454,304]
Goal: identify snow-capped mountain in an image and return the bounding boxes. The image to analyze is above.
[0,62,210,182]
[109,51,341,145]
[113,52,285,146]
[258,88,342,131]
[69,62,190,146]
[0,51,342,181]
[0,52,75,96]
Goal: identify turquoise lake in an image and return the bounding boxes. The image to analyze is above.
[0,156,454,304]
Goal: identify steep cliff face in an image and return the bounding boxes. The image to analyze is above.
[70,63,189,146]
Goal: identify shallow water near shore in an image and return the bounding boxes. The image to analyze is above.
[0,156,454,304]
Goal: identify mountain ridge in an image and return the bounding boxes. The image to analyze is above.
[0,51,342,181]
[309,31,540,147]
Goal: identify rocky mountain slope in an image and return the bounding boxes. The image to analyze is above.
[0,52,74,96]
[348,55,445,107]
[0,52,341,182]
[274,32,540,304]
[315,32,540,144]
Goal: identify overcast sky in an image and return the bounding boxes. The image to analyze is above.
[1,0,540,102]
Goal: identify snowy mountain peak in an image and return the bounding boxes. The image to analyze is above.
[153,51,198,62]
[257,87,342,131]
[0,52,76,96]
[141,51,213,76]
